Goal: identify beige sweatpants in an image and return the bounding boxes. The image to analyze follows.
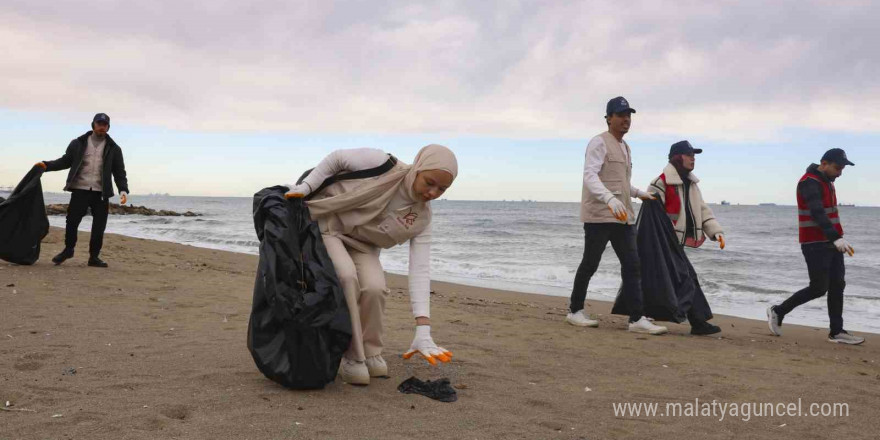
[322,234,388,362]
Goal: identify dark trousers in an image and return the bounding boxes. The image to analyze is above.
[570,223,643,321]
[776,243,845,335]
[65,190,109,257]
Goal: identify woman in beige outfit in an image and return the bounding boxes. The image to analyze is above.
[286,145,457,385]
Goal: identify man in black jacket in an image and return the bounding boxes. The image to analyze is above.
[36,113,129,268]
[767,148,863,345]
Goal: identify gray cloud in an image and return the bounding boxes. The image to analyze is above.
[1,0,877,140]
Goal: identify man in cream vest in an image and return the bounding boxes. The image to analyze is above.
[566,97,668,335]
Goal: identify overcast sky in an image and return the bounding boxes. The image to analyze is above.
[1,1,877,204]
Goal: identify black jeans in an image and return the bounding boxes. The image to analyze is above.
[65,190,110,257]
[776,243,845,335]
[570,223,643,321]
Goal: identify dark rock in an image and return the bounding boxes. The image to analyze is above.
[46,204,201,217]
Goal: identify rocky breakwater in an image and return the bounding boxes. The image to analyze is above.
[46,204,201,217]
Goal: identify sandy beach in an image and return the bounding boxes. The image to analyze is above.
[1,227,878,440]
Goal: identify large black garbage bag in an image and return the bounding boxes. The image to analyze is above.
[611,199,712,323]
[248,186,352,389]
[0,166,49,265]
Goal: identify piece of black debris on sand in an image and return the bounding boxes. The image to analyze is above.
[397,376,458,403]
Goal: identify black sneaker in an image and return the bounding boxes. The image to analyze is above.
[52,248,74,265]
[87,256,109,268]
[691,321,721,336]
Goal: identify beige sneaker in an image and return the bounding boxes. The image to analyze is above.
[338,358,370,385]
[365,355,388,377]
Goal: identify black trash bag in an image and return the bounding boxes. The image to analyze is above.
[248,186,352,390]
[0,166,49,265]
[611,199,712,323]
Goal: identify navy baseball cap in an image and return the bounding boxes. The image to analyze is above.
[606,96,636,116]
[668,140,702,158]
[92,113,110,125]
[821,148,854,166]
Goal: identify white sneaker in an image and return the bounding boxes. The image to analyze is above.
[338,358,370,385]
[628,316,668,335]
[566,310,599,327]
[365,355,388,377]
[767,305,782,336]
[828,331,865,345]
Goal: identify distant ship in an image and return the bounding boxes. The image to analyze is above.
[839,203,855,207]
[721,200,731,206]
[759,203,777,206]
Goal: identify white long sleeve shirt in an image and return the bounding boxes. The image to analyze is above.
[583,134,648,203]
[289,148,432,318]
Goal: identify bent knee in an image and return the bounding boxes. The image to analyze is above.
[807,284,830,298]
[360,281,388,300]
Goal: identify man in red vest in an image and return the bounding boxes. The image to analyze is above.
[767,149,863,344]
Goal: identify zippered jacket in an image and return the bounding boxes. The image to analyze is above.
[648,163,723,248]
[43,131,129,199]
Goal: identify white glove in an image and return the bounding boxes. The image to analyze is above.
[284,183,310,199]
[120,192,128,205]
[402,325,452,366]
[607,198,628,222]
[834,238,854,256]
[632,188,656,201]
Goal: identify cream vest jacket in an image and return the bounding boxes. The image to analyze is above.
[581,132,635,224]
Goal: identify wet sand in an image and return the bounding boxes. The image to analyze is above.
[1,227,878,439]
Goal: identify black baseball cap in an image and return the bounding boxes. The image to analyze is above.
[668,140,702,158]
[606,96,636,116]
[821,148,854,166]
[92,113,110,125]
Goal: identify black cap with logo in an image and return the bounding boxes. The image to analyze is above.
[606,96,636,116]
[821,148,854,166]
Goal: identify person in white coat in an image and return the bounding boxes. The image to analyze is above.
[286,145,457,385]
[647,140,725,335]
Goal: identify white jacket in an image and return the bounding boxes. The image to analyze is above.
[648,163,723,248]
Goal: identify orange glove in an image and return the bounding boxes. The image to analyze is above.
[120,192,128,205]
[607,198,628,222]
[35,162,47,170]
[716,234,725,250]
[284,183,309,199]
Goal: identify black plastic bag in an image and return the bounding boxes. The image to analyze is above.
[611,199,712,323]
[398,377,458,402]
[248,186,352,389]
[0,166,49,265]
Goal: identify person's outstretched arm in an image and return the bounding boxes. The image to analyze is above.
[401,224,453,366]
[42,139,78,172]
[286,148,388,197]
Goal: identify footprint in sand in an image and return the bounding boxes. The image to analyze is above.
[14,361,44,371]
[23,352,54,361]
[159,404,192,421]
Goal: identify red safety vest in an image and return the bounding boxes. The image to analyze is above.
[797,171,843,244]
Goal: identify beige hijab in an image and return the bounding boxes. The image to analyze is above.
[307,144,458,231]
